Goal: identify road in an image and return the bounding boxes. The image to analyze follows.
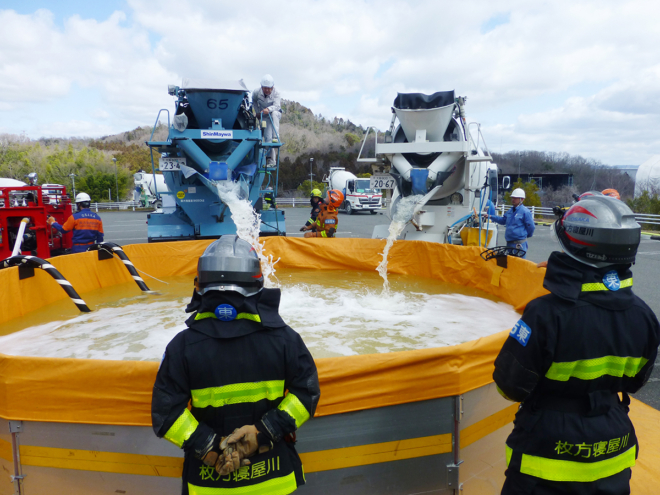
[100,207,660,410]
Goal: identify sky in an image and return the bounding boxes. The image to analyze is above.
[1,0,659,165]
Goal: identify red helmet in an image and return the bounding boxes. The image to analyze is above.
[601,188,620,200]
[327,189,344,209]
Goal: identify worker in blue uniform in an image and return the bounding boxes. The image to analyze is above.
[486,188,535,257]
[47,192,104,253]
[494,195,660,494]
[152,235,320,495]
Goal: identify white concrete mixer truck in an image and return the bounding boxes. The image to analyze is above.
[324,167,382,214]
[133,171,169,208]
[359,91,500,247]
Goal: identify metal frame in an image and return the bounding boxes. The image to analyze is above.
[9,421,24,495]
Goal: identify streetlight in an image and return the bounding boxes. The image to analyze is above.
[113,157,118,202]
[69,173,77,199]
[309,157,314,189]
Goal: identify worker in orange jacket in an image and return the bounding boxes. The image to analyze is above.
[303,190,343,238]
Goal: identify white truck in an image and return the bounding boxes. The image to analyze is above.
[359,90,499,247]
[324,167,382,215]
[133,171,168,208]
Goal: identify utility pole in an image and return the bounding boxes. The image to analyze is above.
[69,173,77,199]
[309,157,315,190]
[113,157,119,202]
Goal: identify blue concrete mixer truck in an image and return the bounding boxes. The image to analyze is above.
[145,79,285,242]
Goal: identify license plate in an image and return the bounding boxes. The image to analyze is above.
[159,157,186,171]
[370,174,396,189]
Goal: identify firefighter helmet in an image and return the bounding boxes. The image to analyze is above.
[554,195,640,267]
[196,235,263,296]
[578,190,604,201]
[310,188,323,199]
[327,189,344,209]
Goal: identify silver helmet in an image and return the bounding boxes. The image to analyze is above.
[196,235,263,296]
[554,195,640,268]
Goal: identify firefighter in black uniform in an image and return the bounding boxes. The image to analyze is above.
[494,195,660,495]
[300,188,323,232]
[152,235,320,495]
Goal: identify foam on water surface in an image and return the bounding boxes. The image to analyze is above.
[0,270,520,360]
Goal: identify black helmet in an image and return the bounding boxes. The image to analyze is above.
[197,235,263,296]
[554,195,640,267]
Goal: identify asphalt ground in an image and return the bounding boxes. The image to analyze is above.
[100,207,660,410]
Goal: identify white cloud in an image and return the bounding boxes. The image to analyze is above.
[1,0,660,163]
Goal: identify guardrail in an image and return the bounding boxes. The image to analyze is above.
[92,201,142,211]
[92,199,660,228]
[497,204,660,227]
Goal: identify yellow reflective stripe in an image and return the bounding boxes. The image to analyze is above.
[520,445,636,482]
[545,356,648,382]
[496,385,514,402]
[506,444,513,466]
[194,312,261,323]
[321,231,328,238]
[237,313,261,322]
[277,393,310,428]
[164,409,199,448]
[188,471,297,494]
[582,278,633,292]
[192,381,285,408]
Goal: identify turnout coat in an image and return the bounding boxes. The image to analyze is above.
[152,289,320,495]
[494,252,659,494]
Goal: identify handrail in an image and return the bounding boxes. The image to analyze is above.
[357,126,379,163]
[148,109,170,142]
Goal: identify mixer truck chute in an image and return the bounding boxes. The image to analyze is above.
[145,79,285,241]
[360,90,499,246]
[325,167,382,215]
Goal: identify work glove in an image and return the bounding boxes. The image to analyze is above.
[47,216,56,226]
[221,425,272,461]
[304,231,314,238]
[299,226,306,232]
[215,449,245,476]
[199,434,222,467]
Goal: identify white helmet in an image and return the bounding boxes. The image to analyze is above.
[511,188,526,199]
[75,192,91,203]
[260,74,274,88]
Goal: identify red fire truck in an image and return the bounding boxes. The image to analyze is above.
[0,182,73,259]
